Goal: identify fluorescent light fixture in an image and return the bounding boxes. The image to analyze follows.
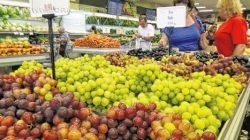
[196,6,206,9]
[195,3,199,6]
[199,9,214,12]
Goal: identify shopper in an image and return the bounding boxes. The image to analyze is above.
[205,25,217,46]
[91,25,98,34]
[135,15,155,50]
[57,27,70,57]
[159,0,206,52]
[214,0,248,57]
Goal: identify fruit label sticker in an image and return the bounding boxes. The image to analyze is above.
[157,6,186,28]
[30,0,70,17]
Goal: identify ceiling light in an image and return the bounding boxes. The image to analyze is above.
[199,9,214,12]
[196,6,206,9]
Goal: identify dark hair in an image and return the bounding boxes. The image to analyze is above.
[139,15,147,22]
[91,25,97,34]
[173,0,194,9]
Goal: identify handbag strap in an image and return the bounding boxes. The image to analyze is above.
[192,16,202,34]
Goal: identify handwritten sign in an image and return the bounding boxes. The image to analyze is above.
[30,0,70,17]
[157,6,186,28]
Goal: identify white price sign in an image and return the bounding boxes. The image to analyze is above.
[103,27,111,34]
[30,0,70,17]
[62,11,86,33]
[157,6,186,28]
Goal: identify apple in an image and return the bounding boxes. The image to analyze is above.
[30,127,41,138]
[57,128,68,140]
[21,112,34,124]
[1,116,14,127]
[18,129,30,138]
[57,122,69,130]
[76,108,90,121]
[201,131,216,140]
[43,130,58,140]
[40,123,51,133]
[68,129,81,140]
[0,126,8,135]
[52,115,64,126]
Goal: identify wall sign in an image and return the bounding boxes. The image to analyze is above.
[157,6,186,28]
[30,0,70,17]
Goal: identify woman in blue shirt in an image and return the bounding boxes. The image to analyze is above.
[159,0,206,51]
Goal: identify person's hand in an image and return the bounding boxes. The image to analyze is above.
[159,39,167,47]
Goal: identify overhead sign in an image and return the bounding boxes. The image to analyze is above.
[30,0,70,17]
[157,6,186,28]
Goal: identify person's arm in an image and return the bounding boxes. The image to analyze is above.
[142,25,155,41]
[159,33,168,47]
[195,16,208,50]
[142,36,153,41]
[232,44,246,56]
[200,32,209,50]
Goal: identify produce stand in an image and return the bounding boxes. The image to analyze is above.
[0,53,49,67]
[72,47,128,54]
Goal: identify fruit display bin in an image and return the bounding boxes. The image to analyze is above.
[0,53,50,67]
[218,80,250,140]
[72,47,128,54]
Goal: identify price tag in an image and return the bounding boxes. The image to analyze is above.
[30,0,70,17]
[102,27,110,34]
[117,28,123,34]
[19,32,24,36]
[120,29,125,35]
[157,6,186,28]
[13,32,19,35]
[29,32,34,35]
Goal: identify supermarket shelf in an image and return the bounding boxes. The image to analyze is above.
[0,53,50,67]
[0,31,61,35]
[0,31,34,35]
[86,24,137,31]
[0,0,29,7]
[35,32,60,35]
[84,11,156,24]
[218,81,250,140]
[72,47,124,54]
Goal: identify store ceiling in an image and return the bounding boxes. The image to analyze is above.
[134,0,250,11]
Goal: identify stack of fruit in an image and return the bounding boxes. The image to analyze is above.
[74,34,120,48]
[0,37,45,56]
[1,70,58,101]
[128,48,171,60]
[0,5,29,19]
[0,69,218,140]
[0,50,248,139]
[118,36,133,45]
